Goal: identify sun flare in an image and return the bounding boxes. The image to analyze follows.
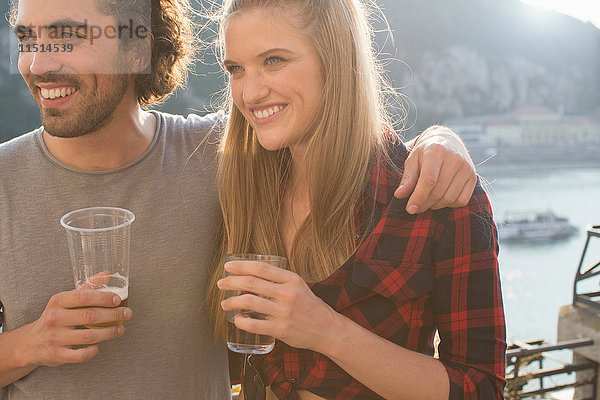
[520,0,600,28]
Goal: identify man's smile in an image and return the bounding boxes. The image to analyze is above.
[39,86,77,100]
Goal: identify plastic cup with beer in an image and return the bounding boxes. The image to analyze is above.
[225,254,287,354]
[61,207,135,328]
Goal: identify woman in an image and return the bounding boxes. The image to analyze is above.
[209,0,506,399]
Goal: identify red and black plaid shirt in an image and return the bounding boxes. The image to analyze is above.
[233,140,506,399]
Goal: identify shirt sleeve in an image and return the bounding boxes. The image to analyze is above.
[432,183,507,399]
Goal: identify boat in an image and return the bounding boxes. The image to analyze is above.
[496,210,578,241]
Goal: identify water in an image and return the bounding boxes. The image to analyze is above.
[479,164,600,343]
[480,164,600,398]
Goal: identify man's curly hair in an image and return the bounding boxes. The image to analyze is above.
[9,0,197,107]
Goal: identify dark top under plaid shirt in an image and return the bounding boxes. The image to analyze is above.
[237,139,506,399]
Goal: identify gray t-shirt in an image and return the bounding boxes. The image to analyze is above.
[0,111,230,399]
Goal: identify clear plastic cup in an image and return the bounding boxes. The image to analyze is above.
[225,254,287,354]
[61,207,135,328]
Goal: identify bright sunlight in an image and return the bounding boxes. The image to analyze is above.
[520,0,600,28]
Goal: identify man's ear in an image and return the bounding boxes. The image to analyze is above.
[125,32,153,74]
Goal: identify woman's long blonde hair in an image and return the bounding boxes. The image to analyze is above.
[206,0,400,338]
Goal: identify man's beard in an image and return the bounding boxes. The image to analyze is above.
[29,73,129,139]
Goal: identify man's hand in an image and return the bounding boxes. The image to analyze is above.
[395,125,476,214]
[22,289,131,368]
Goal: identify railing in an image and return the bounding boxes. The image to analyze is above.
[573,225,600,310]
[506,337,597,399]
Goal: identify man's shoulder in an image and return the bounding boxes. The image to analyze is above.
[159,110,227,136]
[0,129,41,163]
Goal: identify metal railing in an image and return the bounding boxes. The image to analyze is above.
[506,337,597,399]
[573,225,600,310]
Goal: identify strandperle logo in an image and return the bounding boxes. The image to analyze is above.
[14,19,151,46]
[8,18,152,74]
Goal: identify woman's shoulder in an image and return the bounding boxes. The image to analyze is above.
[381,135,408,170]
[362,137,407,206]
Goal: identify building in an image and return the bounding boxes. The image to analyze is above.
[446,107,600,148]
[445,107,600,164]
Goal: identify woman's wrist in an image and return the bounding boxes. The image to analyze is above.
[312,306,352,360]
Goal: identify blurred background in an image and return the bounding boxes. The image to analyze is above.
[3,0,599,144]
[2,0,600,397]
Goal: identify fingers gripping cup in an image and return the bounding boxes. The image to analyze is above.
[225,254,287,354]
[61,207,135,328]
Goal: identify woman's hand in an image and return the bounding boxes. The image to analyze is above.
[218,260,338,353]
[395,125,476,214]
[219,260,452,400]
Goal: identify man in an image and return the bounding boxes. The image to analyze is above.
[0,0,476,398]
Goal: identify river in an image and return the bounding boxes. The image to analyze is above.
[480,164,600,343]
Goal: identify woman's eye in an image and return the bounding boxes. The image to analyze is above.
[266,56,284,65]
[226,65,244,74]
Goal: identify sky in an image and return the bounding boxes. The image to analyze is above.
[520,0,600,29]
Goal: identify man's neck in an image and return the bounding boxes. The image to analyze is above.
[42,106,157,172]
